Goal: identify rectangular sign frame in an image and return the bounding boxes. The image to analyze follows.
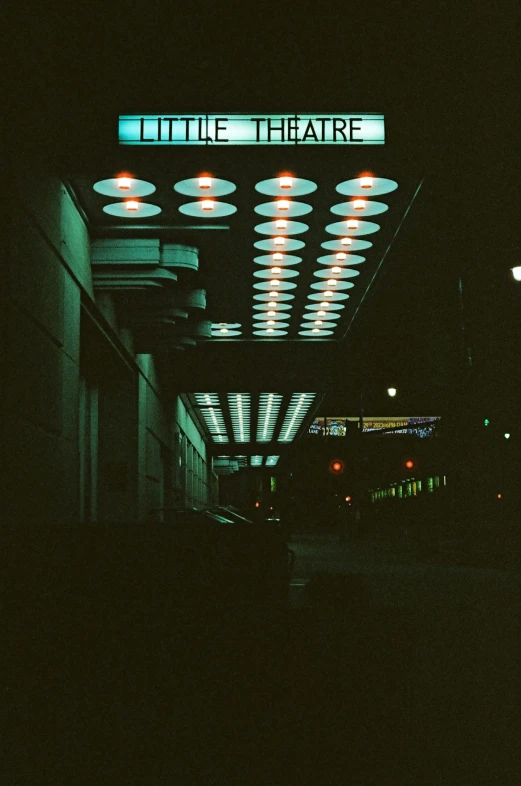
[118,114,385,145]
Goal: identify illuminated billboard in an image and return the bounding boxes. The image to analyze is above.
[309,416,439,437]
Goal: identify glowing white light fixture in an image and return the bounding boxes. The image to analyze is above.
[257,393,282,442]
[277,199,290,210]
[327,279,337,286]
[504,432,511,439]
[202,199,215,211]
[267,328,274,333]
[336,252,347,260]
[270,279,280,286]
[267,320,275,325]
[271,267,281,275]
[228,393,251,443]
[268,301,277,308]
[511,266,521,281]
[280,176,293,188]
[346,219,358,229]
[317,310,326,316]
[387,387,397,397]
[274,236,285,246]
[353,199,366,210]
[199,176,212,189]
[267,310,276,316]
[273,253,283,261]
[312,328,320,333]
[331,267,342,274]
[320,302,329,308]
[220,328,228,333]
[275,219,287,229]
[278,393,316,442]
[268,291,278,298]
[314,320,323,325]
[125,200,139,210]
[117,177,132,190]
[360,176,374,188]
[324,291,334,297]
[341,237,352,246]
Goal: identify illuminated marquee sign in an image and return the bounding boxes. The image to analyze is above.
[118,114,385,145]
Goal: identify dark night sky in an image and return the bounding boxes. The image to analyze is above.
[6,2,520,417]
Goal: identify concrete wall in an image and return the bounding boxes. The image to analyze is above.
[6,168,215,523]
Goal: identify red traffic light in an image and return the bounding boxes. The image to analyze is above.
[405,460,414,470]
[328,458,345,475]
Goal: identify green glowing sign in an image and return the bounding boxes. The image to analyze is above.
[119,114,385,145]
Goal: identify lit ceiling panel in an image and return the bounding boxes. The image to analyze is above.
[257,393,283,442]
[227,393,251,442]
[278,393,316,442]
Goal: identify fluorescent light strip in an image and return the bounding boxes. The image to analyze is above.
[277,393,315,442]
[251,455,263,466]
[266,455,279,466]
[196,394,230,442]
[227,393,251,442]
[257,392,283,442]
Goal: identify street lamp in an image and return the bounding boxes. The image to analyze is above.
[387,387,397,397]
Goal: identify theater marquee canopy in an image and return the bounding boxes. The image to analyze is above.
[66,111,424,371]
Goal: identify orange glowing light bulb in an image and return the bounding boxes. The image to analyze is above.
[360,176,373,188]
[275,219,287,229]
[202,199,215,211]
[199,176,212,189]
[274,236,285,246]
[280,176,293,188]
[117,177,132,190]
[125,200,139,210]
[353,199,365,210]
[277,199,290,210]
[346,219,358,229]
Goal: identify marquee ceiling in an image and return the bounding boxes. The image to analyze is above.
[67,139,424,351]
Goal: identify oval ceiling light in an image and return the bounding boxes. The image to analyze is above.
[103,201,162,218]
[310,281,354,291]
[255,200,312,218]
[254,237,305,252]
[300,321,337,330]
[321,238,373,252]
[253,302,292,311]
[94,177,156,198]
[316,254,365,266]
[256,177,317,196]
[336,177,398,196]
[254,321,290,330]
[308,291,350,302]
[254,312,290,321]
[254,254,302,267]
[325,220,380,236]
[302,311,341,320]
[314,268,359,280]
[253,329,288,337]
[254,292,295,302]
[211,329,242,337]
[255,220,309,236]
[254,268,299,280]
[305,302,344,312]
[254,280,297,292]
[298,329,334,337]
[331,200,388,218]
[179,200,237,218]
[174,177,236,197]
[211,322,241,330]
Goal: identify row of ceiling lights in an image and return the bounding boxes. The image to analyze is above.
[194,392,315,444]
